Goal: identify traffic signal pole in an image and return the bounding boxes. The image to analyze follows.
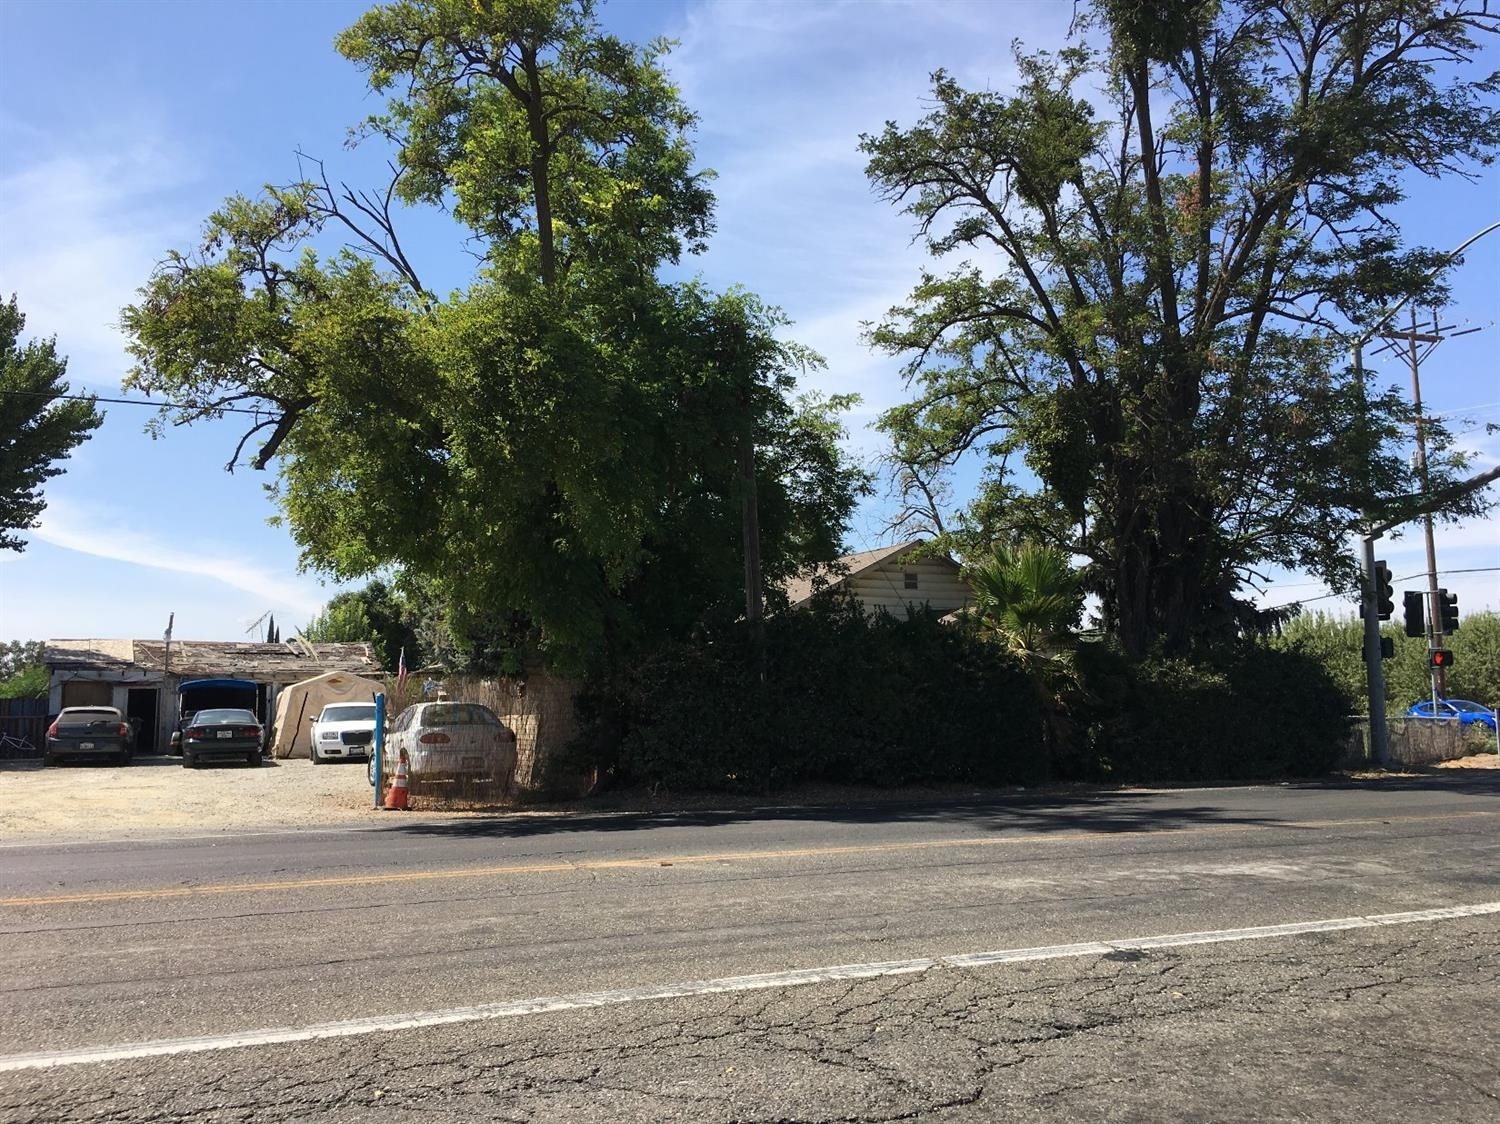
[1359,533,1389,765]
[1345,221,1500,769]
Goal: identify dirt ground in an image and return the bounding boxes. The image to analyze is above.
[0,757,379,839]
[1,749,1495,840]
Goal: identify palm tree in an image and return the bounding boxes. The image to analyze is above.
[966,543,1083,759]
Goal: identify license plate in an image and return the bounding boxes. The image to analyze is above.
[462,756,483,770]
[217,730,233,739]
[79,741,94,749]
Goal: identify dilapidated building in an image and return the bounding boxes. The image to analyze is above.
[43,639,381,753]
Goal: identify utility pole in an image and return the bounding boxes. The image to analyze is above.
[1345,219,1499,766]
[1374,307,1483,698]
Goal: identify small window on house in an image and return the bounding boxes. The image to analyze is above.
[904,568,919,590]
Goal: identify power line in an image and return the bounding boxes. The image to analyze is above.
[0,389,265,415]
[1263,566,1500,611]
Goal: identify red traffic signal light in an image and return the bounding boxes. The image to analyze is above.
[1428,648,1455,669]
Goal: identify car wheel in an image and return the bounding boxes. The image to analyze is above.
[42,753,54,768]
[311,748,324,765]
[182,753,195,769]
[246,750,260,767]
[118,751,132,766]
[367,755,377,786]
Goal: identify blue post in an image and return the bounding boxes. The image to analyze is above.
[373,692,386,810]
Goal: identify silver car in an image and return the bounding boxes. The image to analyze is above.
[370,701,518,796]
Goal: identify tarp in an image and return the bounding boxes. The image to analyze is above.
[270,670,384,759]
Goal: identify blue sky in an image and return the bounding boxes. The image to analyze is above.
[1,0,1496,645]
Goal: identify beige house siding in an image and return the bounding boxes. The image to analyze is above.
[848,556,971,617]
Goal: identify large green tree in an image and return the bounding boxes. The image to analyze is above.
[0,297,102,552]
[122,0,867,674]
[862,0,1499,657]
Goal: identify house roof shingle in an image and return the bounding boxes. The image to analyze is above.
[45,639,381,679]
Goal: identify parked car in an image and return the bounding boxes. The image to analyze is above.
[168,711,195,755]
[181,708,264,768]
[309,702,378,764]
[44,706,133,766]
[1406,699,1498,731]
[369,701,517,794]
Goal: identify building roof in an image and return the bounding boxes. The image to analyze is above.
[45,639,381,679]
[781,540,956,609]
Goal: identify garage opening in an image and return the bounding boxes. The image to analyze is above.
[127,688,159,752]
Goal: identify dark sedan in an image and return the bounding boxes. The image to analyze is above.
[45,707,134,766]
[181,708,264,768]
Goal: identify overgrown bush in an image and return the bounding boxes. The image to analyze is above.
[1074,642,1351,782]
[566,597,1047,793]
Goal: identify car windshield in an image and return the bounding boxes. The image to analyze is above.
[420,703,500,728]
[320,704,377,722]
[57,709,120,729]
[192,709,258,725]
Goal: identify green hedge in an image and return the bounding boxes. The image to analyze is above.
[1073,642,1352,782]
[565,598,1048,793]
[558,603,1361,795]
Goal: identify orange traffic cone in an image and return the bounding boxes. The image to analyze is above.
[383,750,410,811]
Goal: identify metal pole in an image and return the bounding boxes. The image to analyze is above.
[1400,307,1447,699]
[1352,337,1389,767]
[373,692,385,810]
[1360,534,1389,766]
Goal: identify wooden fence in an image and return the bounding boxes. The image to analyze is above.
[0,698,48,756]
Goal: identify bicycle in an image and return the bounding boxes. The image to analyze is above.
[0,732,39,759]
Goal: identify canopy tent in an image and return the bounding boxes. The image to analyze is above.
[270,670,384,759]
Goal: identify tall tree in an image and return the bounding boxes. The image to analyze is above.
[862,0,1499,657]
[0,297,102,552]
[122,0,867,674]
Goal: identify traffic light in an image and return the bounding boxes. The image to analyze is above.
[1438,588,1459,633]
[1429,648,1455,670]
[1373,560,1394,620]
[1402,590,1425,638]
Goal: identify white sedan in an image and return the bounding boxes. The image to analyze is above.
[369,701,518,796]
[310,702,378,763]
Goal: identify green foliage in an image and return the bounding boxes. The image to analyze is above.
[337,0,714,287]
[0,664,48,700]
[0,297,102,551]
[300,580,420,673]
[1073,641,1351,782]
[861,2,1500,657]
[1271,609,1500,713]
[967,543,1083,668]
[0,641,45,682]
[563,599,1047,794]
[121,0,868,676]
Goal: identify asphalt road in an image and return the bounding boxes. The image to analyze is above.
[2,777,1498,1121]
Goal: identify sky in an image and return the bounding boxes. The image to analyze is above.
[0,0,1496,646]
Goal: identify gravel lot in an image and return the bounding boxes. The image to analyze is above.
[0,757,378,839]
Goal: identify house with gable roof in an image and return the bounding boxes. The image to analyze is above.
[780,539,973,620]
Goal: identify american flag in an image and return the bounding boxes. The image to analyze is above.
[396,648,407,693]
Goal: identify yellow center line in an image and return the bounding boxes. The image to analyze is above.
[3,809,1494,908]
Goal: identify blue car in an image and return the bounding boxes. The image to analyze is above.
[1406,699,1498,731]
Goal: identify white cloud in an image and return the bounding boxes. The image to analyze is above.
[29,498,325,621]
[0,135,201,389]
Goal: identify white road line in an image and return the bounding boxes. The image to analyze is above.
[3,900,1496,1073]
